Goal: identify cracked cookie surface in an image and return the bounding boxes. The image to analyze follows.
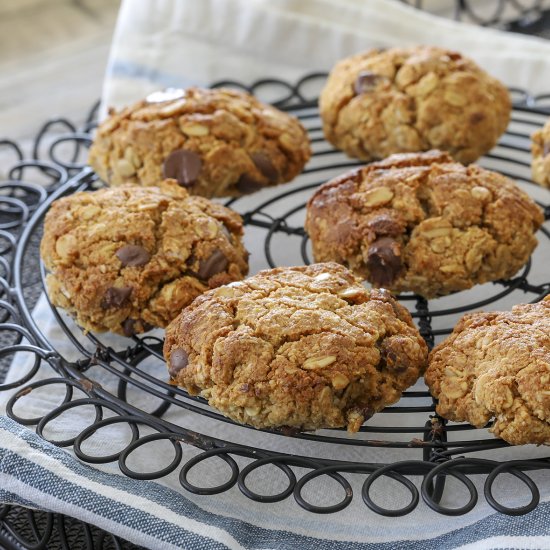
[164,263,428,432]
[320,46,511,164]
[88,87,311,198]
[532,118,550,188]
[40,180,249,335]
[305,150,543,298]
[425,296,550,445]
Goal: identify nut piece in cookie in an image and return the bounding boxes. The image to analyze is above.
[40,180,249,335]
[320,46,511,164]
[425,296,550,446]
[532,118,550,188]
[88,87,311,198]
[164,263,428,432]
[305,150,543,298]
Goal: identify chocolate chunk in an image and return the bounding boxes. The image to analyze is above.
[354,71,383,95]
[382,339,410,373]
[101,286,132,309]
[122,318,137,337]
[278,425,302,436]
[122,319,153,336]
[198,249,228,281]
[236,173,263,194]
[367,214,402,236]
[163,149,202,187]
[544,142,550,157]
[469,112,485,124]
[116,245,151,267]
[250,151,278,183]
[169,348,188,378]
[366,237,403,287]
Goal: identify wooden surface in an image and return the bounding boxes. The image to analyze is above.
[0,0,120,148]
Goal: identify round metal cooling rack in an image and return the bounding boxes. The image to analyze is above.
[1,75,549,527]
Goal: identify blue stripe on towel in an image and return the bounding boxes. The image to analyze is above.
[1,417,549,550]
[110,60,204,89]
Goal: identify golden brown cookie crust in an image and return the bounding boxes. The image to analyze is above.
[532,118,550,188]
[305,150,543,298]
[88,87,311,198]
[320,46,511,164]
[40,180,249,335]
[164,263,428,432]
[425,296,550,446]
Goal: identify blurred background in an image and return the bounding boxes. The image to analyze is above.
[1,0,549,147]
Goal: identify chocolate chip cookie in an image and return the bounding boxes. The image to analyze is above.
[88,87,311,198]
[425,296,550,445]
[532,118,550,188]
[305,151,543,298]
[164,263,428,432]
[320,46,511,164]
[40,180,249,335]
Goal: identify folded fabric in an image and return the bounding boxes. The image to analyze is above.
[101,0,550,114]
[1,414,550,550]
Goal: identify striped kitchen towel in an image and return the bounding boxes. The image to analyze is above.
[1,416,549,550]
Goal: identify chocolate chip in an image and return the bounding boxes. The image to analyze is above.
[366,237,403,287]
[122,319,137,337]
[544,142,550,157]
[382,340,409,373]
[116,245,151,267]
[250,151,278,183]
[198,250,228,281]
[122,319,153,336]
[163,149,202,187]
[169,348,188,378]
[236,173,263,194]
[469,112,485,124]
[101,286,132,309]
[367,214,403,236]
[354,71,383,95]
[278,425,302,436]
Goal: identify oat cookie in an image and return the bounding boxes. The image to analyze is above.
[164,263,428,432]
[88,87,311,198]
[305,151,543,298]
[425,297,550,445]
[532,118,550,188]
[320,46,511,164]
[40,180,249,335]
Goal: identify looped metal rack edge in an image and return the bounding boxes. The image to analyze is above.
[0,74,549,535]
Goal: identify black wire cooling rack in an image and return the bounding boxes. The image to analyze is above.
[0,75,549,550]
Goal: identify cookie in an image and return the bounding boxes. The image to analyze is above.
[320,46,511,164]
[305,150,543,298]
[88,87,311,198]
[425,297,550,446]
[40,180,249,335]
[164,263,428,432]
[532,118,550,188]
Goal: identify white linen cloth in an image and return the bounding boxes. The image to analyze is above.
[1,1,550,548]
[101,0,550,113]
